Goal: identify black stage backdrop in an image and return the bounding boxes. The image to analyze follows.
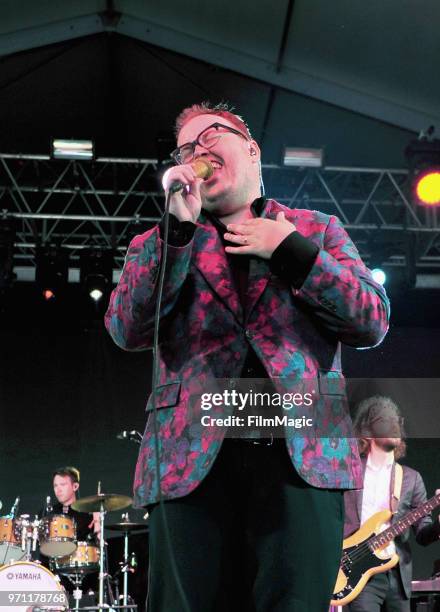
[1,286,440,593]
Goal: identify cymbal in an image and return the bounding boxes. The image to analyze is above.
[71,494,132,513]
[106,521,149,532]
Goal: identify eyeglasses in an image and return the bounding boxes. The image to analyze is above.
[171,122,249,165]
[364,414,405,437]
[369,415,405,426]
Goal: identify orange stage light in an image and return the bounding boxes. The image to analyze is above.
[415,171,440,205]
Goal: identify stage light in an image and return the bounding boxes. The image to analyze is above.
[79,248,113,302]
[90,288,104,302]
[0,218,16,290]
[43,289,55,301]
[414,170,440,206]
[52,139,94,160]
[283,147,324,168]
[36,246,68,300]
[405,131,440,206]
[371,268,386,286]
[369,235,416,293]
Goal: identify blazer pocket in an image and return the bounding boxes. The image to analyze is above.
[145,381,181,412]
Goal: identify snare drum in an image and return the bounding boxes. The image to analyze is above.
[0,561,67,611]
[39,515,77,558]
[0,516,26,564]
[55,541,100,574]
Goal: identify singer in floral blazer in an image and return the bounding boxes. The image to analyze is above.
[105,198,389,507]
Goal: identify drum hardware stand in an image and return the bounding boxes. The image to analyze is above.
[31,515,39,555]
[112,552,136,609]
[20,514,30,560]
[98,483,106,610]
[120,514,133,608]
[106,514,148,612]
[123,535,129,609]
[96,484,116,610]
[104,561,117,609]
[19,514,40,561]
[70,572,85,612]
[71,488,133,611]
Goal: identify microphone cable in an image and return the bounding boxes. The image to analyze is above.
[148,187,192,612]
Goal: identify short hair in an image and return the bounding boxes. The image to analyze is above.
[352,395,406,460]
[53,466,80,484]
[175,101,252,140]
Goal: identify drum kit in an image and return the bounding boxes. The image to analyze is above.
[0,492,149,611]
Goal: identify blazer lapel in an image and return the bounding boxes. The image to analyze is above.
[194,200,274,324]
[193,221,243,323]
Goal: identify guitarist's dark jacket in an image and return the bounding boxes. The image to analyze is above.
[344,459,440,598]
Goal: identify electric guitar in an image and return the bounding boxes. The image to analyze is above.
[331,491,440,606]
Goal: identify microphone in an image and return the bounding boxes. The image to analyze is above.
[117,430,141,443]
[117,430,128,440]
[10,496,20,518]
[45,496,53,516]
[169,158,214,193]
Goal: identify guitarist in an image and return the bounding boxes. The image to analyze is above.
[343,396,440,612]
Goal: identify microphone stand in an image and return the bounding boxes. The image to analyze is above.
[98,485,106,610]
[122,528,130,608]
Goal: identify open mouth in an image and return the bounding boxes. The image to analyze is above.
[196,157,222,186]
[204,159,222,184]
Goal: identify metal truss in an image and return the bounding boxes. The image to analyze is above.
[1,153,440,275]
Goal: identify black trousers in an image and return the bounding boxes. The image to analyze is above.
[147,438,344,612]
[344,568,410,612]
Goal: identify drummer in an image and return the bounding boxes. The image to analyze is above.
[40,467,101,600]
[49,466,100,541]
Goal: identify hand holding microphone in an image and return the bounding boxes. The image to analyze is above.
[162,158,213,223]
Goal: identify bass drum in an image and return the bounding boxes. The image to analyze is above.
[0,561,67,611]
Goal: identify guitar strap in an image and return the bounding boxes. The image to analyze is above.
[391,462,403,513]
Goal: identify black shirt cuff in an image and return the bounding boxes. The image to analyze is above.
[159,213,196,247]
[270,231,319,289]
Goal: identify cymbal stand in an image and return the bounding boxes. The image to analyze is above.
[97,496,116,609]
[70,573,84,612]
[122,526,130,607]
[98,498,106,609]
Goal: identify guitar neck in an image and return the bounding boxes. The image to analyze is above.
[369,493,440,549]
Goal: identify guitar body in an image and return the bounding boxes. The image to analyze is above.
[331,510,400,606]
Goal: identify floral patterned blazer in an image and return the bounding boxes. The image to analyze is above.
[105,199,390,507]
